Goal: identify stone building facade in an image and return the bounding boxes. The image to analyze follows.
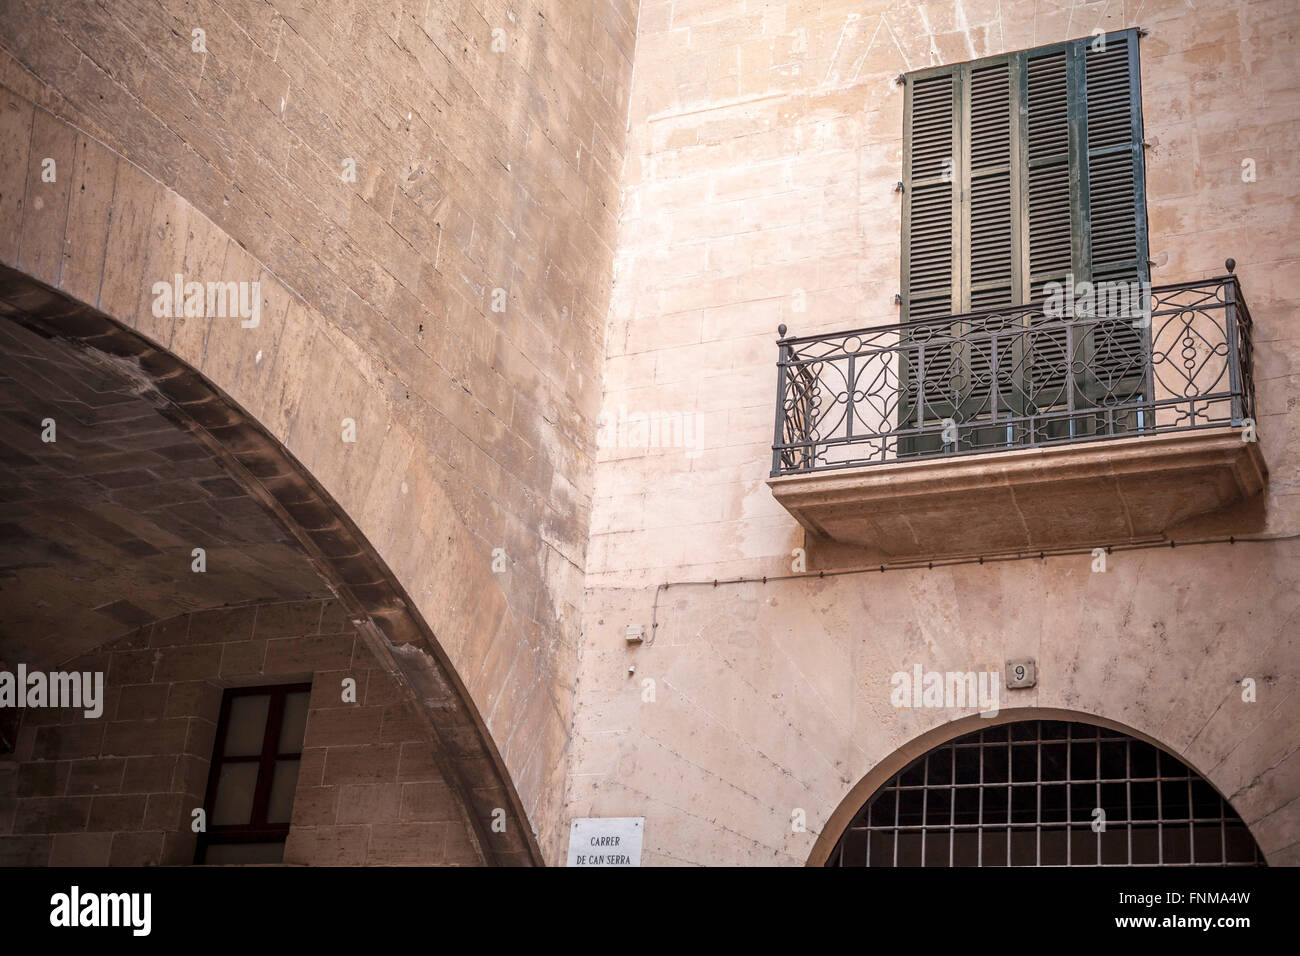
[0,0,1296,866]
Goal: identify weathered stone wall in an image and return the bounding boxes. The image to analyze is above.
[0,0,639,861]
[0,599,481,865]
[570,0,1300,864]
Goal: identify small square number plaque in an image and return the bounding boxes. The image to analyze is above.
[1006,659,1037,689]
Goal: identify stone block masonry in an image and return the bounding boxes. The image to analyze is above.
[0,599,482,866]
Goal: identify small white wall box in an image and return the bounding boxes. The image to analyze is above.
[625,624,645,644]
[1005,659,1037,689]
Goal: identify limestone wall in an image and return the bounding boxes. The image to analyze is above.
[570,0,1300,865]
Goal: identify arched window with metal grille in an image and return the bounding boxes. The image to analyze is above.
[829,719,1264,866]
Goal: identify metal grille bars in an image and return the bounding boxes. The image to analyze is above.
[829,720,1265,867]
[772,270,1255,476]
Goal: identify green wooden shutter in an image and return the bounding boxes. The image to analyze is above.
[963,57,1019,447]
[1077,31,1149,418]
[966,58,1017,311]
[902,70,958,321]
[1022,45,1074,302]
[1082,31,1147,288]
[902,59,1020,318]
[900,68,960,455]
[902,59,1021,451]
[1016,43,1075,418]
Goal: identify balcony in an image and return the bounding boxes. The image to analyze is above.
[767,269,1267,560]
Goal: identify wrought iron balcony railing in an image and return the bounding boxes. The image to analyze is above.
[771,269,1256,476]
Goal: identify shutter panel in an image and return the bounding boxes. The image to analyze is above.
[900,69,960,456]
[1024,48,1074,302]
[1079,31,1148,410]
[901,33,1147,314]
[1084,33,1145,287]
[903,72,958,322]
[967,60,1015,311]
[963,59,1017,447]
[1019,47,1074,418]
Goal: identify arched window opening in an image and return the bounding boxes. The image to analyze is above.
[829,720,1264,866]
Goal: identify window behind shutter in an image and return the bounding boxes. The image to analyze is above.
[901,30,1147,316]
[898,30,1147,453]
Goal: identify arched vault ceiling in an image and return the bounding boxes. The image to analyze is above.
[0,299,330,667]
[0,264,539,865]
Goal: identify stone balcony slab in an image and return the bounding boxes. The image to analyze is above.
[767,428,1267,560]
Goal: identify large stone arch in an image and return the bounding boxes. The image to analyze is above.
[1,0,637,862]
[807,707,1272,866]
[0,90,570,863]
[0,263,539,863]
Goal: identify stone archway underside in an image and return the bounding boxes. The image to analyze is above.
[0,304,333,666]
[0,263,539,865]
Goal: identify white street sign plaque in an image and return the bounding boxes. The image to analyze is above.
[566,817,644,867]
